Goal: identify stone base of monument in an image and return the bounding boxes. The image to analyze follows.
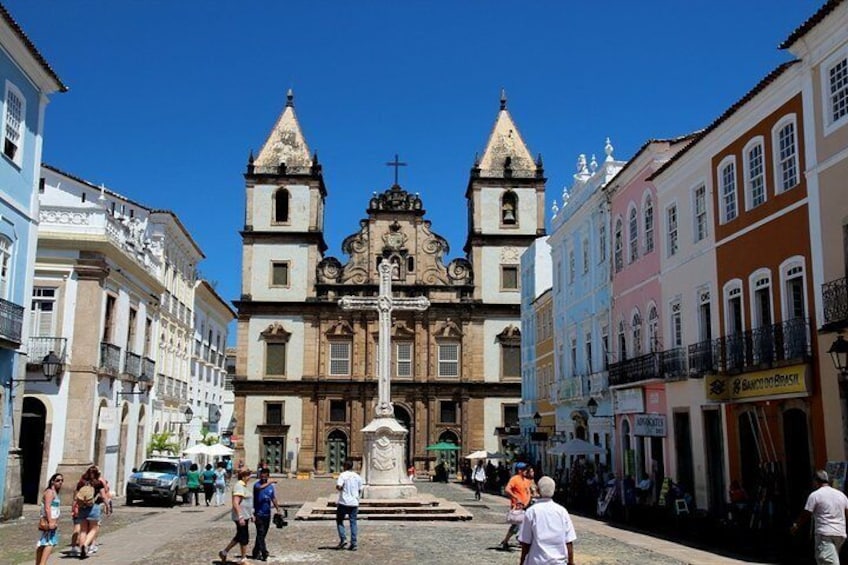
[295,494,473,521]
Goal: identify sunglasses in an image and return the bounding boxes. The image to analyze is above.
[54,478,64,482]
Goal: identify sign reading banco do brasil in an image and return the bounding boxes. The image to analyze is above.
[705,364,809,402]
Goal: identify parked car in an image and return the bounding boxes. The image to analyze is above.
[126,458,191,506]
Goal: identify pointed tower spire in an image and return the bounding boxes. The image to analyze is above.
[254,91,312,171]
[476,91,534,177]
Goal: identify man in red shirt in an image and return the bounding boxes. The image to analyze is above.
[500,462,533,550]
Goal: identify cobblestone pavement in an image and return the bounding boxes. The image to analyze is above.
[5,479,771,564]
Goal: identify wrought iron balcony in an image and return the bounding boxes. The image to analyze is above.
[608,352,660,387]
[661,348,687,380]
[28,337,67,365]
[714,318,810,373]
[688,339,717,378]
[99,342,122,375]
[557,375,587,401]
[143,356,156,379]
[124,351,142,378]
[822,276,848,329]
[0,297,24,346]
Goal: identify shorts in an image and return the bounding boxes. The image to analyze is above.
[232,522,249,546]
[37,529,59,547]
[74,503,101,524]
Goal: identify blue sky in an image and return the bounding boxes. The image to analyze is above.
[7,0,823,324]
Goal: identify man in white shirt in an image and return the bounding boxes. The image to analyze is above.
[335,460,363,551]
[518,476,576,565]
[791,470,848,565]
[473,460,487,501]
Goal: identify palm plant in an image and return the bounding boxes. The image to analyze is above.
[147,432,179,456]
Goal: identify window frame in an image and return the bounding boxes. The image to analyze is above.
[643,194,654,254]
[772,115,800,193]
[328,340,352,376]
[272,188,290,224]
[500,264,519,291]
[666,203,679,257]
[265,341,287,377]
[723,279,746,335]
[437,341,460,378]
[822,46,848,135]
[743,136,767,210]
[264,401,284,425]
[501,341,520,379]
[2,81,25,167]
[628,206,639,263]
[780,257,807,321]
[0,236,12,300]
[693,184,708,243]
[395,341,413,378]
[614,217,623,272]
[270,261,291,288]
[718,156,738,224]
[439,400,458,424]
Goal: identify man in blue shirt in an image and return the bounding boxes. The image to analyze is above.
[251,467,280,561]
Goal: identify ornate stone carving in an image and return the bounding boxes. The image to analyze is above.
[325,318,355,337]
[496,324,521,345]
[500,247,520,263]
[316,257,342,283]
[434,318,463,338]
[260,322,291,342]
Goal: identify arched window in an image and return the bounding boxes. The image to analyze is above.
[501,191,518,225]
[614,219,623,273]
[644,196,654,253]
[632,311,642,356]
[618,320,627,361]
[648,306,659,352]
[629,208,639,263]
[274,188,290,223]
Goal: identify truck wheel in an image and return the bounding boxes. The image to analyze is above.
[168,490,177,507]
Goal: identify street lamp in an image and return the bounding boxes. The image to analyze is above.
[533,411,542,427]
[184,405,194,423]
[41,351,63,382]
[117,373,151,398]
[587,398,598,417]
[829,335,848,378]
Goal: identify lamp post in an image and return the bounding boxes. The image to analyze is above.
[829,335,848,379]
[587,398,598,417]
[116,373,151,398]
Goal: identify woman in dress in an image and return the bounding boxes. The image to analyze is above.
[36,473,63,565]
[214,461,228,506]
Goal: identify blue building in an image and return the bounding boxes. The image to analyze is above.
[0,4,66,519]
[548,143,623,474]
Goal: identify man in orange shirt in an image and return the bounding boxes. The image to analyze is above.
[500,462,533,550]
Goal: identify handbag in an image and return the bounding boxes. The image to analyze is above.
[38,516,52,531]
[506,508,525,525]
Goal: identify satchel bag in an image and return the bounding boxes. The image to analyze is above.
[38,516,52,531]
[506,507,525,525]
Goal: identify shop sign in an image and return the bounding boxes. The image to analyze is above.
[705,364,809,402]
[634,413,666,437]
[97,407,117,430]
[613,388,645,414]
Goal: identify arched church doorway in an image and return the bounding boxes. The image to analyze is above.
[20,397,47,503]
[116,403,130,494]
[393,404,413,466]
[326,430,348,474]
[437,430,460,475]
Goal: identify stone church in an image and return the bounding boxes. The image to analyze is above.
[232,91,546,474]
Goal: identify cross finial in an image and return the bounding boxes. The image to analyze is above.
[500,88,507,110]
[286,88,294,107]
[386,154,407,187]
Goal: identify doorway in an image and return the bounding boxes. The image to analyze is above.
[673,411,695,504]
[437,430,459,475]
[393,405,413,467]
[262,436,286,473]
[704,409,726,514]
[783,408,812,513]
[20,397,47,504]
[326,430,348,474]
[116,404,129,495]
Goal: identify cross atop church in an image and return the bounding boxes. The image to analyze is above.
[339,262,429,418]
[385,154,407,187]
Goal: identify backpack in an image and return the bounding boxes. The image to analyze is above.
[75,484,96,508]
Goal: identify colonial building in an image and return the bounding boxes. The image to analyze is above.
[233,91,545,474]
[0,3,66,519]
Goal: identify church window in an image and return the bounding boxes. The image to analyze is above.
[501,191,518,225]
[3,82,24,165]
[501,265,518,290]
[629,208,639,263]
[264,402,284,425]
[501,343,520,378]
[271,262,289,287]
[407,256,414,273]
[329,400,347,422]
[440,401,458,424]
[438,342,460,377]
[395,342,413,377]
[614,219,623,273]
[274,188,290,223]
[503,404,519,427]
[265,343,286,376]
[329,341,351,376]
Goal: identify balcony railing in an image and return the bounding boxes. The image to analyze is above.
[661,347,687,380]
[28,337,68,365]
[688,339,717,378]
[143,356,156,379]
[822,276,848,328]
[0,298,24,345]
[714,318,810,373]
[589,372,609,395]
[608,352,660,387]
[124,351,142,378]
[99,342,122,375]
[558,376,586,401]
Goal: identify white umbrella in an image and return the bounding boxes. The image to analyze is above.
[464,450,502,459]
[547,439,605,456]
[205,443,234,457]
[182,443,208,456]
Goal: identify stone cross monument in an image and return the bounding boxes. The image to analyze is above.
[339,261,429,498]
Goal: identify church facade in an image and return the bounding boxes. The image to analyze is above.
[233,91,546,474]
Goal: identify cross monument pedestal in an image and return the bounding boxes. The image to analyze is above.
[338,262,429,499]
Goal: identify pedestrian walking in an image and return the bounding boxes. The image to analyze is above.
[73,465,110,558]
[500,462,533,550]
[187,463,202,506]
[335,460,363,551]
[251,467,280,561]
[215,462,228,506]
[35,473,63,565]
[473,460,486,500]
[202,463,217,506]
[791,469,848,565]
[218,468,254,564]
[518,476,577,565]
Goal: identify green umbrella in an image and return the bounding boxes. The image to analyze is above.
[425,441,461,451]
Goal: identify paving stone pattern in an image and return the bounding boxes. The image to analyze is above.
[5,479,767,564]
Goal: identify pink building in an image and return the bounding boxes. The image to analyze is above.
[605,137,692,485]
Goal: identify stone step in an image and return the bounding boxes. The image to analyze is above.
[295,495,473,521]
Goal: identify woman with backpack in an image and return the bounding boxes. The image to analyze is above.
[35,473,63,565]
[73,466,110,558]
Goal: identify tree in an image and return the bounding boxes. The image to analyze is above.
[147,432,179,456]
[199,427,219,446]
